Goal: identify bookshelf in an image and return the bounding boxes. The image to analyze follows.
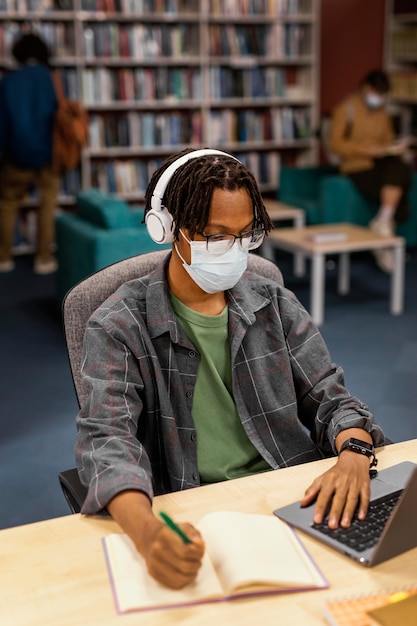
[0,0,320,207]
[384,0,417,156]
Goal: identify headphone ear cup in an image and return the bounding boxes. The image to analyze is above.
[145,206,174,244]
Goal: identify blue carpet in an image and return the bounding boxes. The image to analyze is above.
[0,250,416,529]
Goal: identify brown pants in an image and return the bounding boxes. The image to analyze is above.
[0,163,60,263]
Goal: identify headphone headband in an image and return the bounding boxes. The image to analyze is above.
[146,149,241,244]
[150,148,240,212]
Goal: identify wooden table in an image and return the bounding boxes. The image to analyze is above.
[1,440,416,626]
[261,198,306,275]
[267,223,405,326]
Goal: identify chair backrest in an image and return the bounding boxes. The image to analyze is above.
[63,250,283,409]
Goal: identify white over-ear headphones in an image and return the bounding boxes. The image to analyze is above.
[145,148,241,244]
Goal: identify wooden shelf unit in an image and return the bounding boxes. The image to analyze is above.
[0,0,320,202]
[384,0,417,152]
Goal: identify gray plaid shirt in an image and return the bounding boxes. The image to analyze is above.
[76,258,385,514]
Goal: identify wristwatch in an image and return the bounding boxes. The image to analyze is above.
[338,437,378,468]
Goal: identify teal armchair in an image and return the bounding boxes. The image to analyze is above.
[55,189,170,301]
[278,166,417,247]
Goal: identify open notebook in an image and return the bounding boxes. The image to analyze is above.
[103,510,328,613]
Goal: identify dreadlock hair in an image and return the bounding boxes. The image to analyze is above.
[144,148,273,241]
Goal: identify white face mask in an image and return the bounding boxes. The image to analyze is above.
[175,230,249,294]
[365,93,385,109]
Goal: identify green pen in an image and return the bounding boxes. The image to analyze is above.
[159,511,192,544]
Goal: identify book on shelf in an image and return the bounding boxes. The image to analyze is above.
[103,510,328,614]
[324,585,417,626]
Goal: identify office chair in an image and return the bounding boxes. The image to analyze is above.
[59,249,284,514]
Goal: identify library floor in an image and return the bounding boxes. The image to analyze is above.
[1,249,416,530]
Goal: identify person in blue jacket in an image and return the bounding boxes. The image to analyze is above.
[0,32,59,274]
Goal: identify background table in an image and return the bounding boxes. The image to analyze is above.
[261,199,306,275]
[267,223,405,326]
[1,439,416,626]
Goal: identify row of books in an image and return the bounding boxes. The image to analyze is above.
[62,64,309,103]
[0,0,310,15]
[91,150,281,195]
[208,106,311,143]
[81,66,202,103]
[81,23,311,61]
[209,24,312,58]
[72,0,310,16]
[91,158,163,195]
[0,20,310,62]
[80,66,291,104]
[0,0,59,11]
[81,0,199,12]
[0,22,75,58]
[59,67,80,99]
[88,111,203,148]
[209,0,312,16]
[390,28,417,58]
[210,66,287,99]
[87,106,310,148]
[83,23,199,60]
[390,72,417,100]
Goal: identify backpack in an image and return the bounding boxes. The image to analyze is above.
[52,71,89,172]
[318,99,354,166]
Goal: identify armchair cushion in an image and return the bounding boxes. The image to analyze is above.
[278,166,417,246]
[76,188,134,230]
[55,189,168,302]
[277,166,337,224]
[321,175,377,225]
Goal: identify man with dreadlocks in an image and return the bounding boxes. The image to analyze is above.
[75,148,385,589]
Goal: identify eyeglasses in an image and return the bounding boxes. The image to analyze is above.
[199,228,266,255]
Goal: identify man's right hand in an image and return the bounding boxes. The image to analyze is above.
[142,521,205,589]
[107,490,205,589]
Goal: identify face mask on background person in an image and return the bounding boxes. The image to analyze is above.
[364,93,386,109]
[175,230,249,294]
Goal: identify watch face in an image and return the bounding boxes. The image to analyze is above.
[347,438,374,456]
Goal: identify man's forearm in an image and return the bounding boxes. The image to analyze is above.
[335,427,373,453]
[107,490,163,557]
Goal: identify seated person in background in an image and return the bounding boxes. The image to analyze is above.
[329,69,412,272]
[75,148,386,589]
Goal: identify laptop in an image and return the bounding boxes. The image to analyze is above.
[273,461,417,567]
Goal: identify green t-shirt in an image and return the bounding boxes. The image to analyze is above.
[170,292,270,483]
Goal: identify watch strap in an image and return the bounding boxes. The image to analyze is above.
[339,437,378,468]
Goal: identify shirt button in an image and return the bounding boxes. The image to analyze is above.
[186,390,192,398]
[191,432,196,441]
[192,472,198,481]
[189,350,196,358]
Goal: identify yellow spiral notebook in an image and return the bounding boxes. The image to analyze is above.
[324,586,417,626]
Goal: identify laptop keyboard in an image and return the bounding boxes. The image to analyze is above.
[311,489,403,552]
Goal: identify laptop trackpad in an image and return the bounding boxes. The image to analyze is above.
[371,460,416,498]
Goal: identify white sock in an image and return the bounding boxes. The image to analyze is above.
[377,206,395,222]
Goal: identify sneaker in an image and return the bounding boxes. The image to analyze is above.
[373,249,394,273]
[34,259,58,275]
[369,218,395,272]
[369,216,394,237]
[0,259,15,272]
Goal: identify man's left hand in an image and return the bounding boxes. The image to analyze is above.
[300,452,371,529]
